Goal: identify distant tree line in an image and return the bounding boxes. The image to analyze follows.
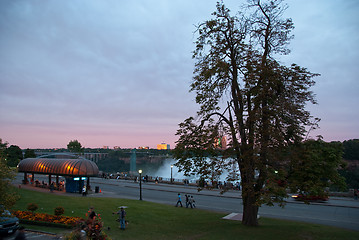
[1,137,358,189]
[343,139,359,160]
[339,139,359,189]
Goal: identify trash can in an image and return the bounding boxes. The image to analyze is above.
[95,186,99,193]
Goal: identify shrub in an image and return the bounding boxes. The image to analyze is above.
[64,215,110,240]
[64,230,82,240]
[54,206,65,216]
[27,203,38,213]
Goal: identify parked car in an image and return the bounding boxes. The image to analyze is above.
[0,207,20,236]
[291,194,329,202]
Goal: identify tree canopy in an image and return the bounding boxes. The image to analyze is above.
[173,0,342,226]
[288,139,346,197]
[67,140,84,154]
[343,139,359,160]
[5,144,23,167]
[24,148,36,159]
[0,138,19,210]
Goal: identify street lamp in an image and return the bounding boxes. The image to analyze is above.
[138,169,142,200]
[170,165,173,184]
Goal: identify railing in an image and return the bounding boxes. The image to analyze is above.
[99,173,241,190]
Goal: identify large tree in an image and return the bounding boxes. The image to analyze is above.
[174,0,320,226]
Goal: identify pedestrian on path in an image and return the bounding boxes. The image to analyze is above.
[188,196,193,208]
[82,185,87,196]
[175,193,183,207]
[191,196,196,208]
[185,194,190,208]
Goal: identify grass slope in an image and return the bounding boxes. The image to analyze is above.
[12,188,359,240]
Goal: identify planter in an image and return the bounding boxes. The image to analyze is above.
[12,210,84,228]
[19,219,73,229]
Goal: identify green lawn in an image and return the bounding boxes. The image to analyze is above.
[12,188,359,240]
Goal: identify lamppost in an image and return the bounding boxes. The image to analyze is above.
[138,169,142,200]
[170,165,173,184]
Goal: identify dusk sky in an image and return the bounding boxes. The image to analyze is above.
[1,0,358,149]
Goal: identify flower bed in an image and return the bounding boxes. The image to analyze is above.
[12,210,84,227]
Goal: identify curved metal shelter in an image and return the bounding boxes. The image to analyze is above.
[18,157,99,177]
[17,154,99,193]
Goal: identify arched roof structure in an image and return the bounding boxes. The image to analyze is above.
[18,154,99,177]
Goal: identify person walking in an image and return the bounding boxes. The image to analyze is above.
[82,185,87,196]
[188,195,193,208]
[175,193,183,207]
[191,196,196,208]
[185,194,190,208]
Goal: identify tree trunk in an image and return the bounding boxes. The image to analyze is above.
[242,193,259,226]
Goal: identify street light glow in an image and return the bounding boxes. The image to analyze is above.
[139,169,142,174]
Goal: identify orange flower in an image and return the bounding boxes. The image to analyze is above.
[12,210,84,226]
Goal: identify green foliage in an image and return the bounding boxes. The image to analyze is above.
[54,206,65,216]
[67,140,84,154]
[343,139,359,160]
[27,203,38,213]
[338,168,359,189]
[64,230,83,240]
[289,139,347,196]
[24,148,36,158]
[5,144,23,167]
[0,138,19,209]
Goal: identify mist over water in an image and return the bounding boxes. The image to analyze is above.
[146,158,186,179]
[146,158,239,183]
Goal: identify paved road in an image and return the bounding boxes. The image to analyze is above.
[11,174,359,232]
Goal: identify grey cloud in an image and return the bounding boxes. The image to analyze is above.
[1,0,358,148]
